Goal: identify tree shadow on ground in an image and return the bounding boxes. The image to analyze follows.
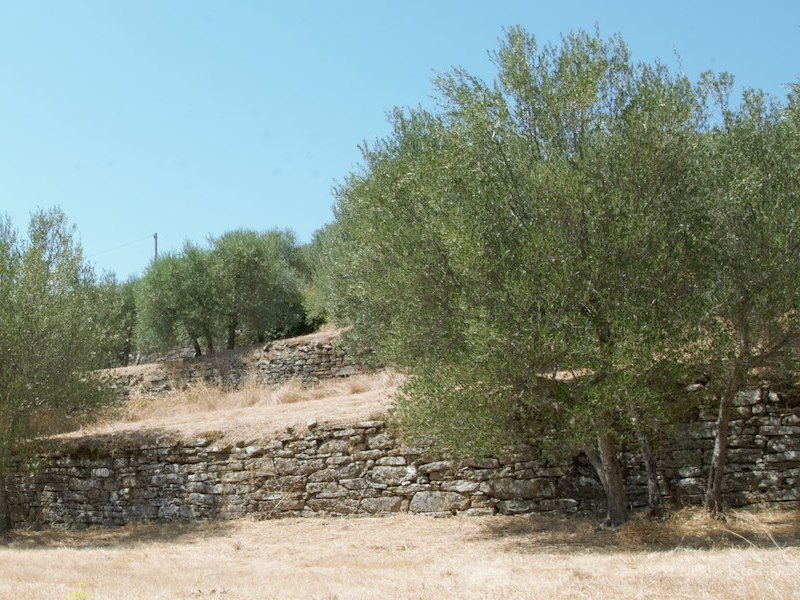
[1,518,236,550]
[477,507,800,554]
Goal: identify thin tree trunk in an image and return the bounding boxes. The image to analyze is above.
[636,428,662,512]
[705,363,744,515]
[121,341,132,367]
[192,338,203,358]
[226,322,237,350]
[0,469,10,533]
[586,432,628,527]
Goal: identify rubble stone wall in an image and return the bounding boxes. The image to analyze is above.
[256,335,359,384]
[112,332,361,398]
[6,389,798,529]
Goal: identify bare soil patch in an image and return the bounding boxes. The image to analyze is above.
[1,509,798,600]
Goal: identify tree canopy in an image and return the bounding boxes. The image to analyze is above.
[136,228,308,354]
[318,28,800,523]
[0,208,113,530]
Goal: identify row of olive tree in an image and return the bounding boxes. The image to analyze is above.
[0,212,321,530]
[316,28,800,524]
[135,229,312,355]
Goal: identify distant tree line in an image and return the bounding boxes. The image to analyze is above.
[75,228,324,365]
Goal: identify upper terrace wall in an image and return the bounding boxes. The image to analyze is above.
[113,330,361,397]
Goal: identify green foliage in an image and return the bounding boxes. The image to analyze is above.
[318,28,800,519]
[135,253,185,353]
[0,208,113,472]
[90,274,138,367]
[135,228,307,353]
[324,28,713,457]
[301,224,336,328]
[700,85,800,376]
[211,229,306,347]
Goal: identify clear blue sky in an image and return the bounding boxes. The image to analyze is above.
[1,1,798,280]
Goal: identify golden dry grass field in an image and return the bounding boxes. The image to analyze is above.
[0,509,798,600]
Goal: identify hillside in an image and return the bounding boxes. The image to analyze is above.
[71,371,398,445]
[65,329,398,445]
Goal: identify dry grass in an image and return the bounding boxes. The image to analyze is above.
[1,508,798,600]
[69,370,401,444]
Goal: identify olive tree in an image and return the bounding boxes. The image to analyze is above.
[136,229,307,354]
[91,274,139,367]
[210,229,305,349]
[322,29,714,525]
[699,83,800,513]
[135,245,220,357]
[0,208,112,531]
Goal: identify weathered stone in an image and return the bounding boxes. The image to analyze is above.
[359,497,402,514]
[764,450,800,463]
[461,458,500,469]
[463,507,496,516]
[766,438,800,453]
[733,391,761,406]
[318,439,352,455]
[497,500,539,515]
[409,492,469,513]
[481,478,557,500]
[418,461,456,475]
[760,426,800,436]
[306,482,346,497]
[367,433,394,450]
[440,480,480,493]
[188,493,214,506]
[369,466,415,486]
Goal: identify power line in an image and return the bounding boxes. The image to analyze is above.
[86,235,152,258]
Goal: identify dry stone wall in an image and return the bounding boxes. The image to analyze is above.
[111,331,360,398]
[257,335,359,384]
[5,388,798,529]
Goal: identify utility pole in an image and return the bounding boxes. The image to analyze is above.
[154,232,158,262]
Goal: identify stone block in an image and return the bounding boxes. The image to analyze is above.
[440,480,480,493]
[369,466,415,486]
[418,460,457,475]
[461,458,500,469]
[497,500,538,515]
[359,496,403,514]
[376,456,406,466]
[409,491,469,513]
[733,391,761,406]
[188,493,214,506]
[760,426,800,436]
[318,439,352,455]
[306,482,346,497]
[767,438,800,453]
[480,478,557,500]
[764,450,800,464]
[366,433,394,450]
[463,507,496,516]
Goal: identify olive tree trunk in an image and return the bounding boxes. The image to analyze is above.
[0,470,9,533]
[705,364,745,514]
[636,428,662,512]
[586,432,628,527]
